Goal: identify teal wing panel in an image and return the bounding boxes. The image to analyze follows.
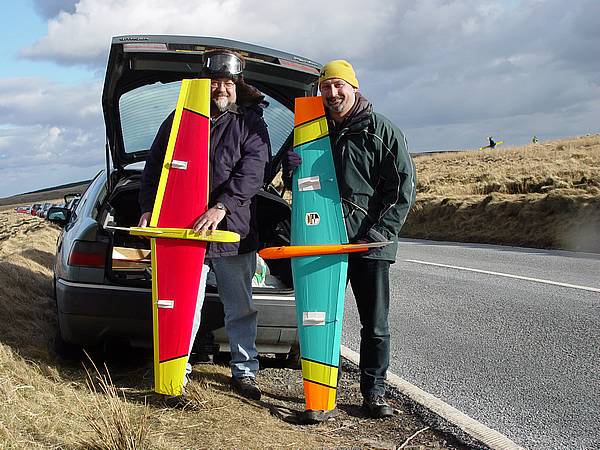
[291,134,348,366]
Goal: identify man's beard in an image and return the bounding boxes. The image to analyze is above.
[325,95,346,113]
[213,96,233,112]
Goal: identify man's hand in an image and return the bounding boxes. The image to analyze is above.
[138,212,152,227]
[282,149,302,177]
[192,207,226,233]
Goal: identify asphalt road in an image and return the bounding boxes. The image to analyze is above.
[342,239,600,450]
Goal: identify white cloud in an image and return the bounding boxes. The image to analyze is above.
[0,123,104,196]
[0,77,102,128]
[0,124,103,169]
[21,0,410,66]
[0,77,105,196]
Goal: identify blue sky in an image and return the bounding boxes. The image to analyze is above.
[1,0,599,197]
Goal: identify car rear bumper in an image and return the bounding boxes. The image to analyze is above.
[55,278,298,352]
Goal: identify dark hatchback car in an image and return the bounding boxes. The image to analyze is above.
[49,35,321,359]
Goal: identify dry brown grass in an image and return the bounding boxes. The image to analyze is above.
[273,134,599,252]
[0,211,341,449]
[403,134,600,252]
[78,356,152,450]
[415,134,599,196]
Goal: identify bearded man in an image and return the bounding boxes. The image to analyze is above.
[284,59,416,420]
[138,50,270,401]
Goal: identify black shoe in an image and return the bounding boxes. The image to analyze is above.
[362,394,394,418]
[163,394,189,409]
[302,408,338,424]
[231,376,261,400]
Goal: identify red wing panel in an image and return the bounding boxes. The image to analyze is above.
[156,109,210,228]
[155,239,205,362]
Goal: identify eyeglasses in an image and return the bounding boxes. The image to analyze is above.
[320,80,348,92]
[211,80,236,89]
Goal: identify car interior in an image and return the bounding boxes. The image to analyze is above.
[99,169,294,291]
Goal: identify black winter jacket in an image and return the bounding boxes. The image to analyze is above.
[138,104,270,257]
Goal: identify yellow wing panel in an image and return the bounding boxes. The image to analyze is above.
[293,116,329,147]
[151,238,160,391]
[301,359,338,388]
[129,227,240,242]
[155,356,189,396]
[184,79,211,116]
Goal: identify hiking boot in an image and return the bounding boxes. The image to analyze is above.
[362,394,394,418]
[163,394,189,409]
[302,408,338,424]
[231,376,261,400]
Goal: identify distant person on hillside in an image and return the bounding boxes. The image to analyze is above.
[488,136,496,148]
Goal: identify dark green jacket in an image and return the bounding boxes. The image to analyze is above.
[329,94,416,262]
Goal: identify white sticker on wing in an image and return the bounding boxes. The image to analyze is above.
[156,299,175,309]
[303,311,326,326]
[298,176,321,191]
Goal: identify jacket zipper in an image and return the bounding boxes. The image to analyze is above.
[335,127,349,175]
[335,127,372,218]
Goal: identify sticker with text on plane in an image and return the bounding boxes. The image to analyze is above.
[303,311,326,326]
[298,176,321,192]
[305,212,320,226]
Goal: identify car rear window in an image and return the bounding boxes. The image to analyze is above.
[119,81,293,157]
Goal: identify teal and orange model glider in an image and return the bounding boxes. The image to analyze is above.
[290,96,348,421]
[121,79,239,396]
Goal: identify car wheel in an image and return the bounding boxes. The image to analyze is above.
[53,330,83,360]
[285,343,301,369]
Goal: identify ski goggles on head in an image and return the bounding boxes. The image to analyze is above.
[203,51,245,76]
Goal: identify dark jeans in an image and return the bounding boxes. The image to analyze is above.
[347,257,391,398]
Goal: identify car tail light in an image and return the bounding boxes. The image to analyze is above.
[68,240,107,268]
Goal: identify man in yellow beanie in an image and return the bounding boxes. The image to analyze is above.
[284,60,416,421]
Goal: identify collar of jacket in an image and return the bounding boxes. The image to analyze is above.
[211,102,243,123]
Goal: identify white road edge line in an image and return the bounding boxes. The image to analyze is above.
[405,259,600,293]
[340,345,525,450]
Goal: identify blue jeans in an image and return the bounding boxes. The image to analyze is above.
[187,251,259,379]
[347,257,391,398]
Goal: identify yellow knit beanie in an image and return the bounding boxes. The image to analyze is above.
[319,60,359,88]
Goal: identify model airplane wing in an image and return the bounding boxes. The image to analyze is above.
[480,140,504,150]
[258,241,392,259]
[107,225,239,242]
